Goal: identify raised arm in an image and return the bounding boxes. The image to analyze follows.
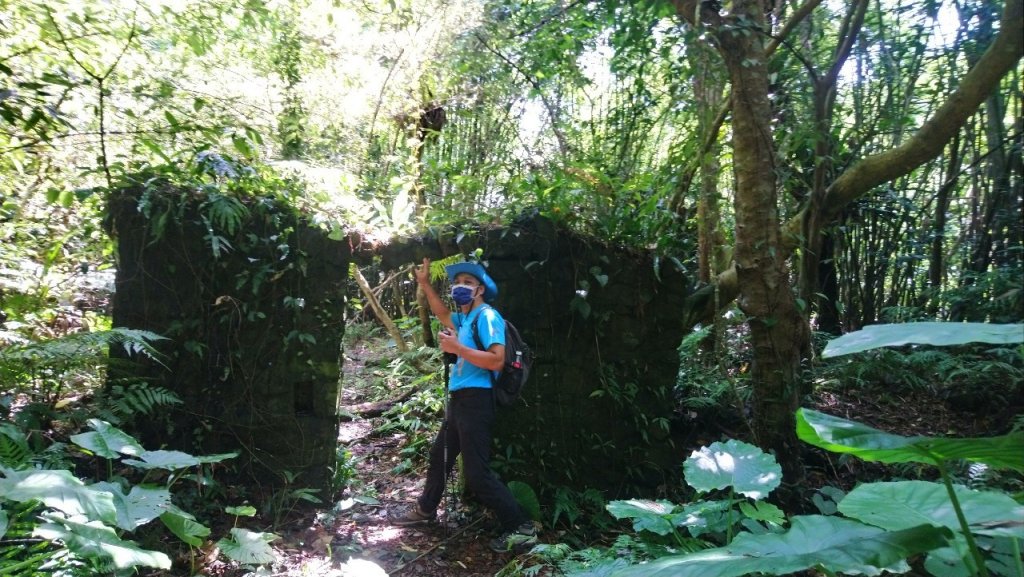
[414,258,454,330]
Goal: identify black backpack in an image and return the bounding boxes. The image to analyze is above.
[471,314,533,406]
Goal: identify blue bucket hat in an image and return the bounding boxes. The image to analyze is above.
[445,262,498,303]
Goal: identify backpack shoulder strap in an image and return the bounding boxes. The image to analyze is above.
[468,305,491,351]
[468,306,499,386]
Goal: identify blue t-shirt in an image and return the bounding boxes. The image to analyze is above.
[449,305,505,392]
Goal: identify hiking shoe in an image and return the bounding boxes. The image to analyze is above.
[489,522,538,553]
[390,504,435,526]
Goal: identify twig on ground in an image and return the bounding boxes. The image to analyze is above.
[389,515,487,575]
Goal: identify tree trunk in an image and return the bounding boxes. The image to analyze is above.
[694,43,728,286]
[927,135,961,316]
[713,0,808,486]
[799,0,869,334]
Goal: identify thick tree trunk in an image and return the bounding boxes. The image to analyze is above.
[713,0,808,486]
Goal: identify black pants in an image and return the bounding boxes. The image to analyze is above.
[418,387,527,531]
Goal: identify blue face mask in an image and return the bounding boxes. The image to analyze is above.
[451,284,476,306]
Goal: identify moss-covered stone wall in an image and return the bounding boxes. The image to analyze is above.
[379,215,690,497]
[105,182,349,491]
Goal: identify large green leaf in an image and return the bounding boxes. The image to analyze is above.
[673,499,734,537]
[839,481,1024,539]
[217,527,278,565]
[796,409,1024,471]
[195,451,238,465]
[610,515,950,577]
[509,480,541,522]
[0,468,116,524]
[160,505,211,547]
[122,449,199,470]
[683,439,782,499]
[35,515,171,570]
[70,419,144,459]
[0,509,8,538]
[607,499,676,536]
[91,482,170,531]
[122,449,237,470]
[821,322,1023,358]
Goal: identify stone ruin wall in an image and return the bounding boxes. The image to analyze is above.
[378,216,690,495]
[106,184,349,491]
[108,185,690,496]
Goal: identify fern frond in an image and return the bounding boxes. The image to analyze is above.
[111,382,182,416]
[0,424,31,469]
[34,442,73,471]
[0,328,167,368]
[202,193,248,236]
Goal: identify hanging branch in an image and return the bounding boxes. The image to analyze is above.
[473,32,571,159]
[45,6,137,192]
[352,265,409,353]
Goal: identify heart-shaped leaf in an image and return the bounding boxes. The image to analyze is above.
[609,515,951,577]
[0,468,116,523]
[217,528,278,565]
[509,481,541,521]
[683,439,782,499]
[91,482,170,531]
[225,505,257,517]
[607,499,676,536]
[672,499,733,537]
[160,505,210,547]
[71,420,144,459]
[123,450,199,470]
[35,514,171,570]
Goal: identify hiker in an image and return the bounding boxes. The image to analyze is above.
[390,257,537,553]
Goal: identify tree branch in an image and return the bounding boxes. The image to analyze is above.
[820,0,1023,222]
[473,32,571,159]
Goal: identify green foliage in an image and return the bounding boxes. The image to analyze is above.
[92,382,183,427]
[551,323,1024,577]
[509,480,542,522]
[263,469,323,528]
[675,317,753,436]
[329,447,359,495]
[549,486,612,534]
[683,439,782,500]
[0,419,274,575]
[0,328,169,442]
[375,380,446,471]
[944,267,1024,324]
[559,415,1021,577]
[216,527,279,565]
[797,408,1024,471]
[610,516,950,577]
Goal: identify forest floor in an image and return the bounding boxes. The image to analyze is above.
[197,329,1018,577]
